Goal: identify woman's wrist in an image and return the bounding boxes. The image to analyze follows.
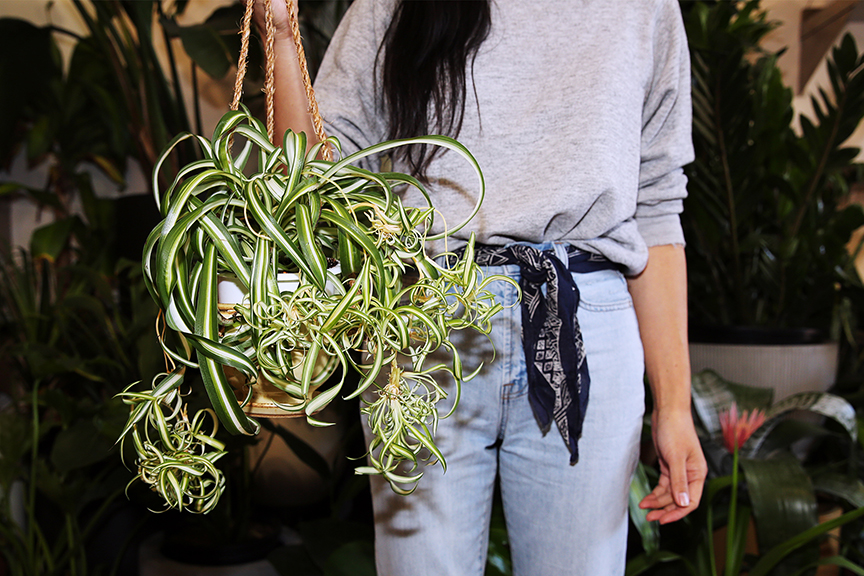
[649,382,692,416]
[272,34,298,52]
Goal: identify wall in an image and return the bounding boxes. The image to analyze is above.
[763,0,864,160]
[0,0,235,249]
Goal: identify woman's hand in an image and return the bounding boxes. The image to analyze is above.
[639,407,706,524]
[242,0,318,148]
[247,0,297,42]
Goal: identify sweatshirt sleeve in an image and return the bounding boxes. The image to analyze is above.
[312,0,394,169]
[635,0,694,247]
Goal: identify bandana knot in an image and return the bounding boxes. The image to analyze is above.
[457,243,620,464]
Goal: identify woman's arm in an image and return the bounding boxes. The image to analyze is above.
[628,243,707,524]
[249,0,318,145]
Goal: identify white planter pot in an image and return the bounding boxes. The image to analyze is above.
[139,529,299,576]
[689,340,839,401]
[0,479,27,533]
[217,267,341,306]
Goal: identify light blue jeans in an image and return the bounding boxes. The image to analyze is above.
[365,242,645,576]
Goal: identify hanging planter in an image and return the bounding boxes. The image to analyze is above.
[116,0,515,513]
[217,267,343,418]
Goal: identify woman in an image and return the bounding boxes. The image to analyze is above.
[255,1,707,574]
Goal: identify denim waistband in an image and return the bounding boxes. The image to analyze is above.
[450,241,619,465]
[447,242,621,273]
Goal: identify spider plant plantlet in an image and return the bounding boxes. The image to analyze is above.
[116,106,517,511]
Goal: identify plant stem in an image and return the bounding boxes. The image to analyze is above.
[52,488,123,572]
[789,86,847,240]
[23,381,55,576]
[707,501,718,576]
[0,520,28,576]
[45,25,85,42]
[725,446,740,576]
[714,74,744,323]
[158,1,190,132]
[780,75,848,322]
[65,514,78,576]
[72,0,157,177]
[26,382,39,575]
[192,62,203,136]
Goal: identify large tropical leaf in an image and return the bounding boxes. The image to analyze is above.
[740,454,819,569]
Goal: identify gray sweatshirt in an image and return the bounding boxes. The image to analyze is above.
[313,0,693,275]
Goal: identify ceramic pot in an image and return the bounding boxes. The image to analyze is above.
[689,326,839,400]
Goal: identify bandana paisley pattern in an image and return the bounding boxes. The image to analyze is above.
[456,244,619,464]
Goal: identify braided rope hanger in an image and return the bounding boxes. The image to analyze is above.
[232,0,331,160]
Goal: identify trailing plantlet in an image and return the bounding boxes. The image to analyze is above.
[116,106,515,511]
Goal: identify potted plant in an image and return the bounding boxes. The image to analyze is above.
[627,371,864,576]
[681,0,864,397]
[116,96,513,510]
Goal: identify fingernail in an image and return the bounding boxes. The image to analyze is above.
[677,492,690,507]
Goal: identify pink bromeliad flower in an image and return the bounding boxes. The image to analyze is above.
[718,402,767,453]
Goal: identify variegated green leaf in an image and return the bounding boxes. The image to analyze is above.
[244,178,318,282]
[319,209,387,296]
[119,105,514,510]
[324,134,485,239]
[744,391,857,457]
[195,244,258,436]
[295,201,327,290]
[283,129,307,192]
[152,133,213,211]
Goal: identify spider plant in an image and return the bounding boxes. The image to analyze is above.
[117,106,515,512]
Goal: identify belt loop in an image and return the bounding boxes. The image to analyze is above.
[552,242,569,265]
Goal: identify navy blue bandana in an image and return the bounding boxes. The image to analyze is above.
[453,244,620,464]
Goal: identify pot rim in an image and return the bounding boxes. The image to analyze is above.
[689,325,831,345]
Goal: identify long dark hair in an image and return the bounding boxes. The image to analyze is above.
[379,0,491,177]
